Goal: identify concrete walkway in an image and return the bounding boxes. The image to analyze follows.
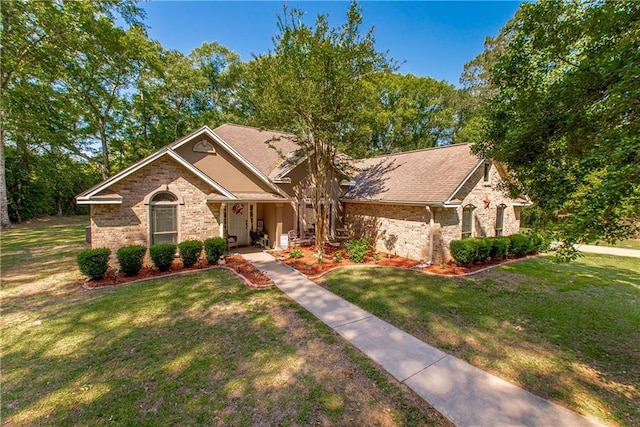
[577,244,640,258]
[243,251,604,427]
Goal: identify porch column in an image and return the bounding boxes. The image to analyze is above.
[275,203,283,249]
[219,204,226,237]
[426,206,434,265]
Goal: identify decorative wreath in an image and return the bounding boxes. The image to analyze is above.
[232,203,245,215]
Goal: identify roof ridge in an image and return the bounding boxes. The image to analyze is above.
[358,143,472,161]
[213,123,297,138]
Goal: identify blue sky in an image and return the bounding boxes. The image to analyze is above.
[140,1,522,87]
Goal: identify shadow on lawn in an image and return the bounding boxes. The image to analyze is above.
[2,269,443,426]
[2,271,305,425]
[321,261,639,426]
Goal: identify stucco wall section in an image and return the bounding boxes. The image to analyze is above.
[345,203,431,261]
[90,156,221,262]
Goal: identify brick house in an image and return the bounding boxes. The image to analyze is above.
[77,124,528,264]
[341,144,530,263]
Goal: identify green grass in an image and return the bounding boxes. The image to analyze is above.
[1,217,448,426]
[319,255,640,427]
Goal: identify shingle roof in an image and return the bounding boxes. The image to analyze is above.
[213,124,299,177]
[343,144,482,204]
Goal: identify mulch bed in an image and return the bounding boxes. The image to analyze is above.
[83,256,273,289]
[277,243,420,277]
[277,243,530,277]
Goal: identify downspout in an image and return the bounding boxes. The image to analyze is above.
[425,206,434,265]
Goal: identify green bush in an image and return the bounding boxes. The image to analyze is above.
[509,234,532,256]
[473,237,492,261]
[525,230,549,253]
[345,238,372,263]
[489,237,510,260]
[450,239,475,265]
[149,243,177,271]
[204,237,227,264]
[289,248,303,259]
[77,248,111,279]
[178,240,203,268]
[116,245,146,276]
[333,251,344,263]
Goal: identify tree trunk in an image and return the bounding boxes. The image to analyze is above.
[99,115,110,180]
[0,114,12,228]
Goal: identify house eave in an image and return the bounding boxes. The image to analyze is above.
[340,198,452,207]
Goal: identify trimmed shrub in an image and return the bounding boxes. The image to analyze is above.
[489,237,510,260]
[526,230,549,253]
[116,245,146,276]
[473,237,492,261]
[178,240,203,268]
[204,237,227,264]
[450,239,475,265]
[149,243,177,271]
[509,234,532,256]
[345,237,372,263]
[289,248,303,259]
[77,248,111,280]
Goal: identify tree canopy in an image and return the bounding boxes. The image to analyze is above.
[246,2,395,257]
[472,0,640,257]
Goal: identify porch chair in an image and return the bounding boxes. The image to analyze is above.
[287,229,315,247]
[226,235,238,252]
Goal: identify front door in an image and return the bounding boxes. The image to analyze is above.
[228,203,249,245]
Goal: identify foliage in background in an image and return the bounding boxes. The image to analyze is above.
[472,0,640,259]
[76,247,111,279]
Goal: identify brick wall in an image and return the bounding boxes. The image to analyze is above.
[345,203,431,261]
[344,163,521,263]
[90,156,222,264]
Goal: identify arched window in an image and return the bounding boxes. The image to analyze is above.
[462,204,475,239]
[495,204,506,236]
[150,192,178,244]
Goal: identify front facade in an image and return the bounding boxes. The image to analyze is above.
[78,125,528,265]
[77,124,341,259]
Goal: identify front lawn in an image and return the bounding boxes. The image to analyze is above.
[319,255,640,426]
[1,217,449,426]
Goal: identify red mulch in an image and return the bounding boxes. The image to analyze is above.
[278,244,528,277]
[279,243,420,277]
[223,255,273,287]
[84,256,273,289]
[420,255,530,276]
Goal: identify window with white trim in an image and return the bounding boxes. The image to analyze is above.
[462,204,475,239]
[484,162,491,183]
[495,204,506,236]
[150,192,178,244]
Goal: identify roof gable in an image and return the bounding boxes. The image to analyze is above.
[76,149,235,203]
[212,124,299,178]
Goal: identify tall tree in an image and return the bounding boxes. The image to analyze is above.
[0,0,144,226]
[475,0,640,258]
[248,2,394,258]
[364,72,457,155]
